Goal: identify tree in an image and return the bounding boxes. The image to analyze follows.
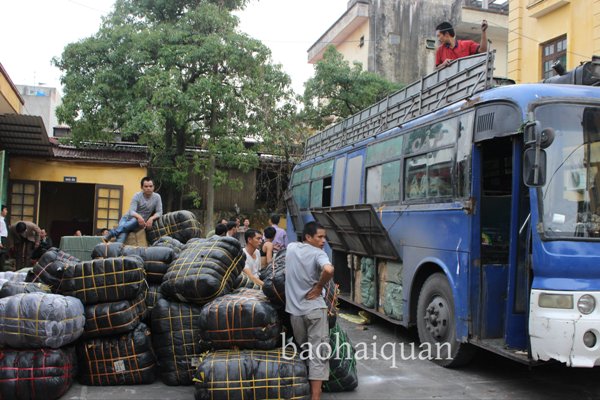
[302,46,401,130]
[54,0,294,234]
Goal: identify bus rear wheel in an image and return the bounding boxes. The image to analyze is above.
[417,273,475,368]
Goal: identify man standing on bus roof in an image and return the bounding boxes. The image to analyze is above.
[435,20,488,69]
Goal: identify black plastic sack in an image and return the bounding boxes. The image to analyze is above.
[59,256,146,304]
[122,246,175,284]
[260,250,287,308]
[147,210,202,244]
[91,242,124,259]
[323,323,358,392]
[0,293,85,348]
[0,346,78,400]
[28,248,79,291]
[151,236,183,256]
[83,291,148,338]
[145,284,163,315]
[77,322,156,385]
[199,289,281,350]
[233,273,261,290]
[151,298,204,386]
[193,349,310,400]
[161,236,245,305]
[0,281,51,298]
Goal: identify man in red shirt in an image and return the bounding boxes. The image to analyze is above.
[435,20,488,69]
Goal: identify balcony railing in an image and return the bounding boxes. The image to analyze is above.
[464,0,509,14]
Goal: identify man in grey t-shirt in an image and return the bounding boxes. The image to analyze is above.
[285,221,334,400]
[104,177,163,243]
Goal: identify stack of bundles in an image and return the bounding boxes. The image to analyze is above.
[151,298,204,385]
[145,284,164,315]
[59,256,146,304]
[83,292,147,338]
[322,323,358,392]
[198,289,281,350]
[27,248,80,291]
[161,236,245,305]
[193,349,310,400]
[0,281,50,298]
[0,293,85,348]
[0,270,29,287]
[261,250,339,328]
[91,243,176,284]
[0,347,78,400]
[152,236,184,256]
[91,242,123,259]
[147,210,202,244]
[77,322,156,385]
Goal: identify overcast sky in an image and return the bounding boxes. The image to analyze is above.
[1,0,348,96]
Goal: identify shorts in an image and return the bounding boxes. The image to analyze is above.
[290,308,330,381]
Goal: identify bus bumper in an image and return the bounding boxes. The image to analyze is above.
[530,289,600,367]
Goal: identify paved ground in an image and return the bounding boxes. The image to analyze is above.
[63,307,600,400]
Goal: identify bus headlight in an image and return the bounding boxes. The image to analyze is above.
[539,293,573,309]
[577,294,596,315]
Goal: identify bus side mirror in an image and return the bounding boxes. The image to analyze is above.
[523,148,547,187]
[524,120,540,146]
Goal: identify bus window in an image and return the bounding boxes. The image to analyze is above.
[428,149,453,198]
[406,154,428,199]
[405,119,458,155]
[310,180,323,208]
[366,136,403,165]
[457,112,475,198]
[332,157,346,206]
[366,165,383,203]
[345,154,364,204]
[293,182,310,209]
[367,160,401,203]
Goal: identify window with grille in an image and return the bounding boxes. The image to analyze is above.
[95,185,123,232]
[542,35,567,79]
[9,180,38,224]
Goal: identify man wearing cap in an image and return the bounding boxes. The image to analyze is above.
[435,20,488,69]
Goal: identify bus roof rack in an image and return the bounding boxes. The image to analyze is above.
[303,51,496,160]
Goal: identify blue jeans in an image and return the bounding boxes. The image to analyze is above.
[110,216,142,243]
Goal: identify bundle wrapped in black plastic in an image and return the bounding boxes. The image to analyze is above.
[147,210,202,244]
[59,256,146,304]
[199,289,281,350]
[193,349,310,400]
[0,293,85,348]
[77,322,156,385]
[161,236,245,305]
[233,273,261,290]
[122,246,176,284]
[28,248,79,291]
[83,291,148,338]
[151,298,204,386]
[0,346,78,400]
[260,250,287,308]
[91,242,124,259]
[323,323,358,392]
[145,284,163,314]
[0,281,51,298]
[152,236,184,256]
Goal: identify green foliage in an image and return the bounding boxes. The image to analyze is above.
[302,46,401,130]
[53,0,293,213]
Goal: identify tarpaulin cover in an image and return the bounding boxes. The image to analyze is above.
[59,256,146,304]
[151,298,203,386]
[193,349,310,400]
[161,236,245,305]
[0,346,77,400]
[0,293,85,348]
[83,291,148,338]
[322,323,358,392]
[28,248,79,291]
[77,322,156,386]
[151,236,184,256]
[147,210,202,244]
[199,289,281,350]
[0,281,50,298]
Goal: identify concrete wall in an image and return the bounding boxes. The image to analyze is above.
[16,85,60,135]
[509,0,600,83]
[337,19,370,68]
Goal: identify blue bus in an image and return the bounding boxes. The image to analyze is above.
[285,58,600,367]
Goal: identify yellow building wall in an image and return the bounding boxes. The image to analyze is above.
[336,20,370,70]
[509,0,600,83]
[9,158,146,212]
[0,72,22,114]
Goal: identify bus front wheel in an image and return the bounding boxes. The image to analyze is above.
[416,273,475,368]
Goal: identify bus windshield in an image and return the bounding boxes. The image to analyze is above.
[537,103,600,239]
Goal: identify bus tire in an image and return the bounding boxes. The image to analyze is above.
[416,273,475,368]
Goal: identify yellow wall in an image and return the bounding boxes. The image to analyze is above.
[9,158,147,210]
[0,71,22,114]
[509,0,600,83]
[336,20,370,70]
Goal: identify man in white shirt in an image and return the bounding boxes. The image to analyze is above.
[242,228,264,287]
[0,205,8,270]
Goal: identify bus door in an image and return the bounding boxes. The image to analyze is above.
[472,105,528,352]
